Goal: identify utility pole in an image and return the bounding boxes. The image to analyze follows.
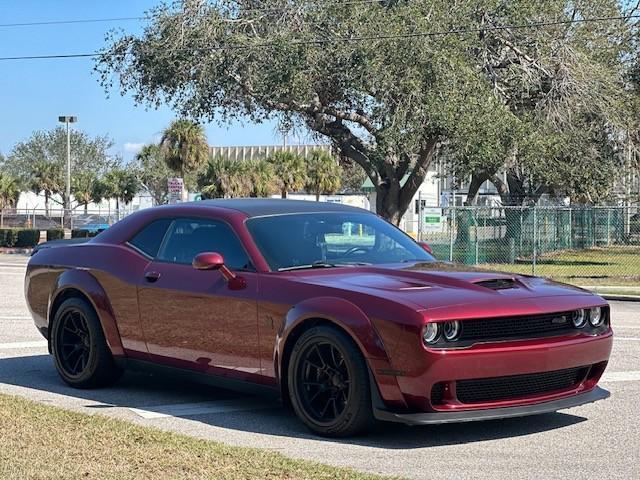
[58,116,77,237]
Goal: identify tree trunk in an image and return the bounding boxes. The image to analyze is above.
[315,191,320,202]
[84,203,88,214]
[281,189,287,199]
[44,193,50,217]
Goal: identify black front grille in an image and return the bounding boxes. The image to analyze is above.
[460,311,576,342]
[455,366,589,404]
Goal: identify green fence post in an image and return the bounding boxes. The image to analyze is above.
[532,205,537,276]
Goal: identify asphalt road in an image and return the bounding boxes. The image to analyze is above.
[1,253,639,479]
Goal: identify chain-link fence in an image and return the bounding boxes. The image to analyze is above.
[413,205,640,290]
[0,207,132,231]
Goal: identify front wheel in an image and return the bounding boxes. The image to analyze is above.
[288,325,374,437]
[51,297,122,388]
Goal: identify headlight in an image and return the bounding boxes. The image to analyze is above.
[422,323,440,345]
[589,307,604,327]
[443,321,461,341]
[572,309,587,328]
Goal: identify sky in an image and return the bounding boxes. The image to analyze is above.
[0,0,288,161]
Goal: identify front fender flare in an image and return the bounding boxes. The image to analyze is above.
[49,269,125,357]
[276,296,408,409]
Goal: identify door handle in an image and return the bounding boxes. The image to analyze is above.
[144,271,161,283]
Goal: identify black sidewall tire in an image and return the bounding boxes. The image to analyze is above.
[51,297,121,389]
[288,325,373,437]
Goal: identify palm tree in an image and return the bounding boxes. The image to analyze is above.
[160,119,209,179]
[305,150,342,201]
[267,151,307,198]
[29,160,62,216]
[103,168,140,220]
[245,159,276,197]
[72,170,101,214]
[0,170,21,209]
[198,156,250,199]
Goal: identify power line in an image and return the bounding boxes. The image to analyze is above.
[0,17,144,28]
[0,1,381,28]
[0,13,637,62]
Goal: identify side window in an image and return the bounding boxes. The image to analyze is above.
[157,218,250,270]
[128,218,172,258]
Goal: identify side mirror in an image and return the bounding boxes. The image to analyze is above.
[193,252,225,271]
[192,252,246,290]
[418,241,433,255]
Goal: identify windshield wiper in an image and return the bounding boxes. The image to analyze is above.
[277,260,371,272]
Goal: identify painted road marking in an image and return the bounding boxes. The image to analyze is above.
[0,316,32,320]
[129,399,277,419]
[601,371,640,383]
[0,340,47,350]
[615,337,640,341]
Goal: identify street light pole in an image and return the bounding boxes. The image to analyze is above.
[58,116,77,236]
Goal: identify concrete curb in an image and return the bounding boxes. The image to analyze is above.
[600,294,640,302]
[0,248,32,255]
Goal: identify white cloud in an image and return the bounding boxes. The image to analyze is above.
[123,142,145,154]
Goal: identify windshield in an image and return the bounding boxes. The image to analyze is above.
[246,212,434,271]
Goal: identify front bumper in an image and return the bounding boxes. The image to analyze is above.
[374,386,610,425]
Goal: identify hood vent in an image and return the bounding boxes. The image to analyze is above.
[474,278,519,291]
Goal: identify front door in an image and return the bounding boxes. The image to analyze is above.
[137,217,261,379]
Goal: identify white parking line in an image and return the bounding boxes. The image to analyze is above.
[0,316,32,320]
[600,371,640,383]
[615,337,640,341]
[129,399,277,419]
[0,340,47,350]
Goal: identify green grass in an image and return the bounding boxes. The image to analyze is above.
[478,246,640,290]
[0,394,390,480]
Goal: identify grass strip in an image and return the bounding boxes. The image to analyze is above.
[0,393,389,480]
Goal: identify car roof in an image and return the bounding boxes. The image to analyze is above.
[180,198,369,217]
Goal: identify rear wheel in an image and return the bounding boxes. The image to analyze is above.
[51,297,122,388]
[288,325,374,437]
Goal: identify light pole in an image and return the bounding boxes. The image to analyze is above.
[58,115,77,235]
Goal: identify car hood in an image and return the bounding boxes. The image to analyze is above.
[287,262,599,315]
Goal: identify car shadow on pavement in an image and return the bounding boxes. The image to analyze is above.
[0,354,587,449]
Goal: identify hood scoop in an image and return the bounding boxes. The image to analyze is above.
[474,278,519,291]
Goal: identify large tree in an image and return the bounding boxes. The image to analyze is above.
[135,144,171,206]
[96,0,509,223]
[455,0,632,207]
[6,127,115,214]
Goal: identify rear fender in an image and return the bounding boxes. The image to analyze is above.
[49,269,125,357]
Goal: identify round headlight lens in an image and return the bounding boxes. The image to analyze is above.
[589,307,603,327]
[572,309,587,328]
[443,321,461,341]
[422,323,440,344]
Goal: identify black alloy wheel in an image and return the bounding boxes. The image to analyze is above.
[288,325,374,437]
[51,297,122,388]
[57,308,91,376]
[296,340,350,423]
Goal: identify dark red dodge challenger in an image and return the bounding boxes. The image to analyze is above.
[25,199,612,436]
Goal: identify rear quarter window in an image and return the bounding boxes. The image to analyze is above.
[128,218,172,258]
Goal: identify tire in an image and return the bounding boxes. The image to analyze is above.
[50,297,122,388]
[288,325,374,437]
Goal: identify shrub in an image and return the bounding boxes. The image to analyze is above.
[15,229,40,248]
[46,229,64,242]
[71,229,96,238]
[0,229,17,247]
